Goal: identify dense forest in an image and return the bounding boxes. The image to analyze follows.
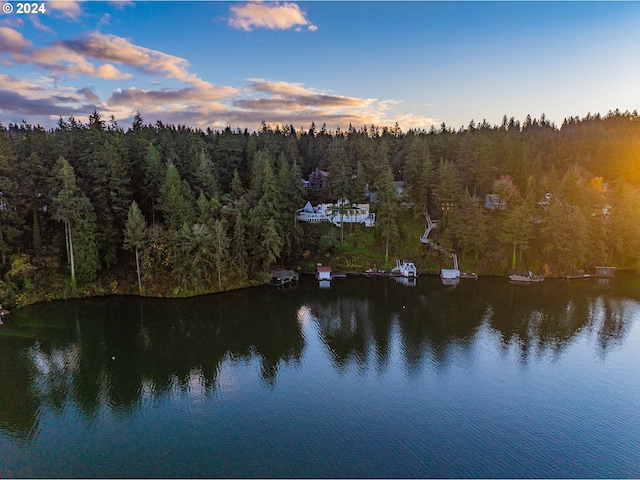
[1,110,640,307]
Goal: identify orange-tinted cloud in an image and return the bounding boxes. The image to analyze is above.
[60,33,192,80]
[0,27,32,54]
[14,43,133,79]
[236,79,374,111]
[57,32,233,94]
[228,1,317,31]
[107,85,235,107]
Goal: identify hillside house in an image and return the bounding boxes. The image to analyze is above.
[308,169,329,189]
[296,199,376,227]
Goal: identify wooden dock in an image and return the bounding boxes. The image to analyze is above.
[566,267,615,280]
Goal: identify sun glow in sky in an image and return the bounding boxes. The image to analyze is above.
[1,1,639,131]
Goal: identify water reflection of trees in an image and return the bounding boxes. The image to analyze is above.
[1,274,638,441]
[305,275,639,373]
[0,287,304,440]
[484,277,636,361]
[306,278,489,375]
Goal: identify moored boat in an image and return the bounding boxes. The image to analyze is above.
[508,271,544,283]
[364,267,386,276]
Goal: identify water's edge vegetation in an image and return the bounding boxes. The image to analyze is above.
[1,110,640,307]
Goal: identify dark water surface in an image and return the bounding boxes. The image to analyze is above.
[1,274,639,478]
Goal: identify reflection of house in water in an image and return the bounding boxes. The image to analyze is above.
[394,276,417,287]
[440,277,459,287]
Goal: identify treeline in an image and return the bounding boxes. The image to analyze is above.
[1,110,640,305]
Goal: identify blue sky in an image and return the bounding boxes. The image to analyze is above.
[1,1,639,131]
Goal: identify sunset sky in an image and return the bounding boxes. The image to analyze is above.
[1,1,640,132]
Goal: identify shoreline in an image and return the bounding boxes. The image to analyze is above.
[8,269,623,311]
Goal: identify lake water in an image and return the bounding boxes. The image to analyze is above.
[1,274,639,478]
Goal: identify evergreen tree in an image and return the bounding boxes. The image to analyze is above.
[260,217,283,269]
[229,169,246,204]
[448,190,487,264]
[90,139,131,270]
[172,223,215,292]
[232,206,249,280]
[498,195,533,270]
[248,152,283,268]
[0,154,25,266]
[431,160,464,228]
[158,161,194,230]
[52,158,99,291]
[328,143,353,243]
[403,136,433,209]
[374,165,400,265]
[123,201,147,294]
[193,148,219,200]
[142,142,165,225]
[607,180,640,270]
[211,219,230,291]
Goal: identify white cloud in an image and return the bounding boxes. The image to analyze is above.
[30,16,56,35]
[47,1,84,20]
[228,1,317,32]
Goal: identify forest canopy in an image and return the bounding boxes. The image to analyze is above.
[1,109,640,306]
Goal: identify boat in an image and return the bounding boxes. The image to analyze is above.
[364,267,386,277]
[565,272,592,280]
[459,272,478,279]
[390,260,417,278]
[508,252,543,283]
[508,271,544,283]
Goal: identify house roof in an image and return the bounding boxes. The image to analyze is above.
[317,266,332,272]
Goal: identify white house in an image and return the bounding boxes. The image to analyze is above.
[296,199,375,227]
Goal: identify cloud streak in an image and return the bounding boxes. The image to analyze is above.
[236,79,375,111]
[228,2,317,32]
[0,74,100,119]
[117,78,438,131]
